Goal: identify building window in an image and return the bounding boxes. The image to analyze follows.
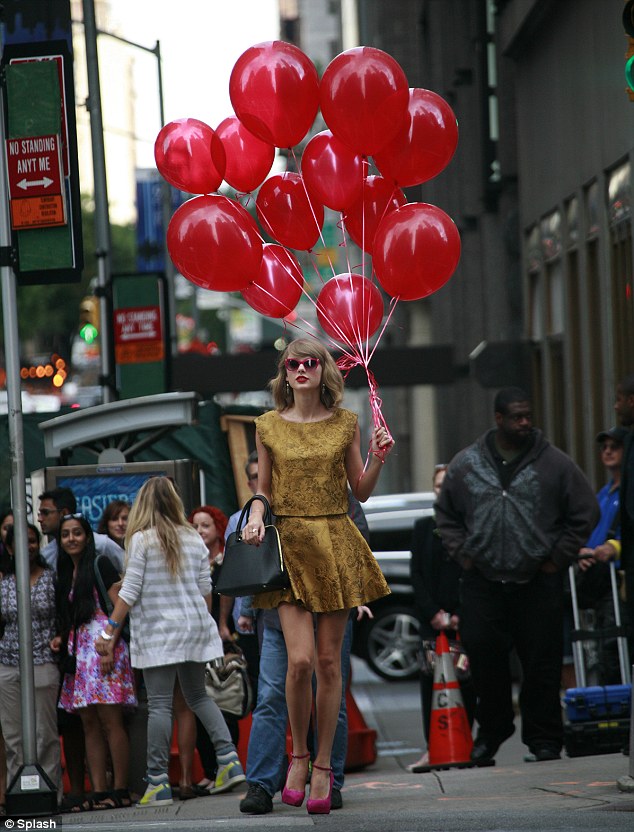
[607,162,634,381]
[608,160,631,225]
[586,181,600,237]
[567,196,579,247]
[528,272,543,341]
[566,247,585,468]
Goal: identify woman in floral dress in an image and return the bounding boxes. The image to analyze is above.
[53,514,136,810]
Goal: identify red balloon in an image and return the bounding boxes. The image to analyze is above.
[373,203,461,301]
[242,244,304,318]
[229,41,319,148]
[343,176,406,255]
[216,117,275,193]
[320,47,409,156]
[154,118,226,194]
[256,172,324,251]
[167,195,262,292]
[301,130,364,212]
[317,273,384,345]
[374,88,459,187]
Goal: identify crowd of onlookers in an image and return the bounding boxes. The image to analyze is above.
[1,380,633,815]
[0,489,248,813]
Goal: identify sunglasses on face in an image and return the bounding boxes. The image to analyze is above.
[601,442,621,452]
[37,508,61,517]
[284,357,320,372]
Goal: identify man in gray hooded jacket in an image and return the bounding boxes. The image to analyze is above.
[435,387,599,764]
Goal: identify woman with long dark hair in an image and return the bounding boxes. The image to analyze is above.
[53,514,135,811]
[0,523,61,802]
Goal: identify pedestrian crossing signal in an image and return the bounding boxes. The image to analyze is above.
[79,296,99,343]
[79,322,98,344]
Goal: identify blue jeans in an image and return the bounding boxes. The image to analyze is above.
[246,617,352,795]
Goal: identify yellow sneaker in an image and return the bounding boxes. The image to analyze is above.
[209,757,246,794]
[137,777,173,807]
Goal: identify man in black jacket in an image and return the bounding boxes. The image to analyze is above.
[436,387,599,764]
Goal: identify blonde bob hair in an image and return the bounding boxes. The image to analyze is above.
[269,338,344,411]
[125,476,190,577]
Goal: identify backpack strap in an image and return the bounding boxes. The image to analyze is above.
[94,554,113,617]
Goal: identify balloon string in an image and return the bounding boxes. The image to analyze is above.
[290,148,337,282]
[336,352,391,469]
[368,295,400,365]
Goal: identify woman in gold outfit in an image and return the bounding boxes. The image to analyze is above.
[245,338,394,814]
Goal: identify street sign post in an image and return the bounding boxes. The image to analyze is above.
[1,40,83,284]
[112,273,170,399]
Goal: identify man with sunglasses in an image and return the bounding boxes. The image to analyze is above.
[435,387,598,765]
[564,426,628,688]
[38,487,124,571]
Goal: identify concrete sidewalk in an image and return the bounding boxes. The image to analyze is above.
[47,747,634,829]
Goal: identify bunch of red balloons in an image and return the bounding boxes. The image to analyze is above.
[155,40,461,349]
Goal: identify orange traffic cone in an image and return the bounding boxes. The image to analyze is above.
[418,630,481,771]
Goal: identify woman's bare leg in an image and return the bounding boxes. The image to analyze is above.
[311,609,349,800]
[97,705,129,791]
[79,706,108,793]
[278,603,316,793]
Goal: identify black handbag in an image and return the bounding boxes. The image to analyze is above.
[215,495,289,597]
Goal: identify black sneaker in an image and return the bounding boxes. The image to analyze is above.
[239,783,273,815]
[330,788,343,810]
[525,746,561,763]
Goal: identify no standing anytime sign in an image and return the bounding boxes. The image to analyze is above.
[5,133,66,229]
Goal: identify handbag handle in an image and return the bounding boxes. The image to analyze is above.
[236,495,272,540]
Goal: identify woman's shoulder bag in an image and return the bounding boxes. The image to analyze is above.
[215,495,289,597]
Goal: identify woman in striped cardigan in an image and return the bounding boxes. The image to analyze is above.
[95,477,245,806]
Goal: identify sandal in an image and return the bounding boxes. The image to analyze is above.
[92,791,118,810]
[62,794,93,813]
[112,788,132,807]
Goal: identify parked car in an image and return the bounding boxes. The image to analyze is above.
[352,492,435,681]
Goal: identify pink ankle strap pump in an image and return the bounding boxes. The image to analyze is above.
[306,763,333,815]
[281,752,310,807]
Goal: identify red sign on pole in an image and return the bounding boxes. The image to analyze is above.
[114,306,165,364]
[5,133,66,229]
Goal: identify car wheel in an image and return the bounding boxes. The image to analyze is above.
[365,605,421,681]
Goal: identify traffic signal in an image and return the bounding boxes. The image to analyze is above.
[624,0,634,99]
[79,296,99,344]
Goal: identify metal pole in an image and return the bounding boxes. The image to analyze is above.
[83,0,115,402]
[567,565,587,688]
[0,84,37,765]
[92,28,177,360]
[154,39,178,359]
